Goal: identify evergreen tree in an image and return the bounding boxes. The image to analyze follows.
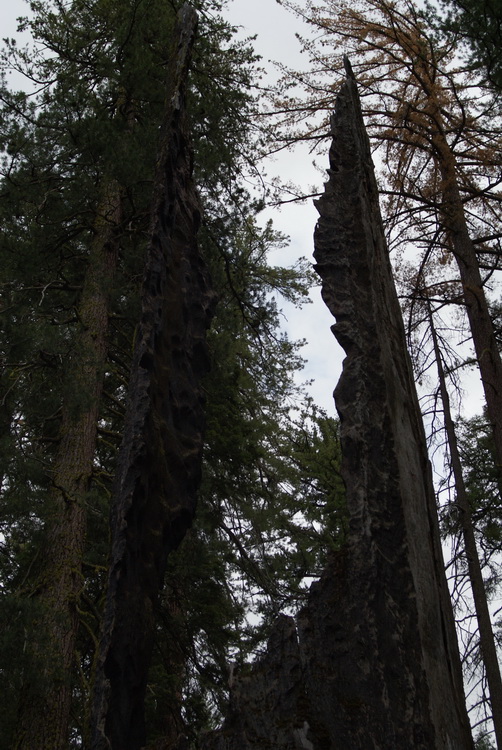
[145,405,346,746]
[459,414,502,550]
[0,1,342,746]
[437,0,502,91]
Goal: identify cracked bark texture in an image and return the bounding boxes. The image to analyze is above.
[90,6,215,749]
[202,67,473,750]
[302,62,472,749]
[201,616,313,750]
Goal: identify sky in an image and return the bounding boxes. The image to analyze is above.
[221,0,486,423]
[223,0,344,415]
[0,0,343,416]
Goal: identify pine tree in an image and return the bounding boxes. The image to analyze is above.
[0,1,330,746]
[144,403,346,746]
[436,0,502,91]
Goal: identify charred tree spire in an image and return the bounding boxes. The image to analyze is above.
[201,67,474,750]
[304,66,472,748]
[90,6,215,749]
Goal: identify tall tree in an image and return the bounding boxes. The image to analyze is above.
[0,3,141,742]
[276,0,502,588]
[202,64,473,749]
[0,0,320,746]
[90,8,216,748]
[276,0,502,464]
[12,177,123,750]
[426,297,502,746]
[273,0,502,733]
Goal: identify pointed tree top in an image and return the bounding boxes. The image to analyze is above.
[343,55,355,79]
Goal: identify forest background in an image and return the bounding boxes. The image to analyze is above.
[2,0,342,413]
[1,0,501,748]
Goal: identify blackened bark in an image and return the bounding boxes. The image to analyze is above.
[201,616,312,750]
[202,64,473,750]
[90,7,215,749]
[304,60,472,749]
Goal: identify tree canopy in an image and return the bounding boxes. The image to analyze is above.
[437,0,502,91]
[0,1,346,746]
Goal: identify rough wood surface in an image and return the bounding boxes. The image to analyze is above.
[201,615,313,750]
[202,65,473,750]
[90,7,215,749]
[302,60,472,749]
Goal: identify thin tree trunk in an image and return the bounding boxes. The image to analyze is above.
[429,302,502,748]
[14,178,122,750]
[438,146,502,471]
[416,54,502,480]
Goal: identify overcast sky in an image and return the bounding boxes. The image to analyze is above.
[225,0,486,423]
[224,0,343,415]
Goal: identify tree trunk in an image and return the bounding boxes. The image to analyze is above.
[413,54,502,484]
[201,64,473,750]
[145,585,188,750]
[200,615,310,750]
[302,61,472,749]
[90,7,215,749]
[443,165,502,472]
[429,302,502,748]
[14,178,122,750]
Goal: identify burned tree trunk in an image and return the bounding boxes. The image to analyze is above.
[90,6,215,749]
[301,58,472,750]
[202,63,473,750]
[202,615,311,750]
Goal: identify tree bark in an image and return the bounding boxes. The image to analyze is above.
[200,615,311,750]
[429,301,502,748]
[301,61,472,749]
[14,178,122,750]
[90,7,215,749]
[441,154,502,475]
[145,585,188,750]
[201,64,473,750]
